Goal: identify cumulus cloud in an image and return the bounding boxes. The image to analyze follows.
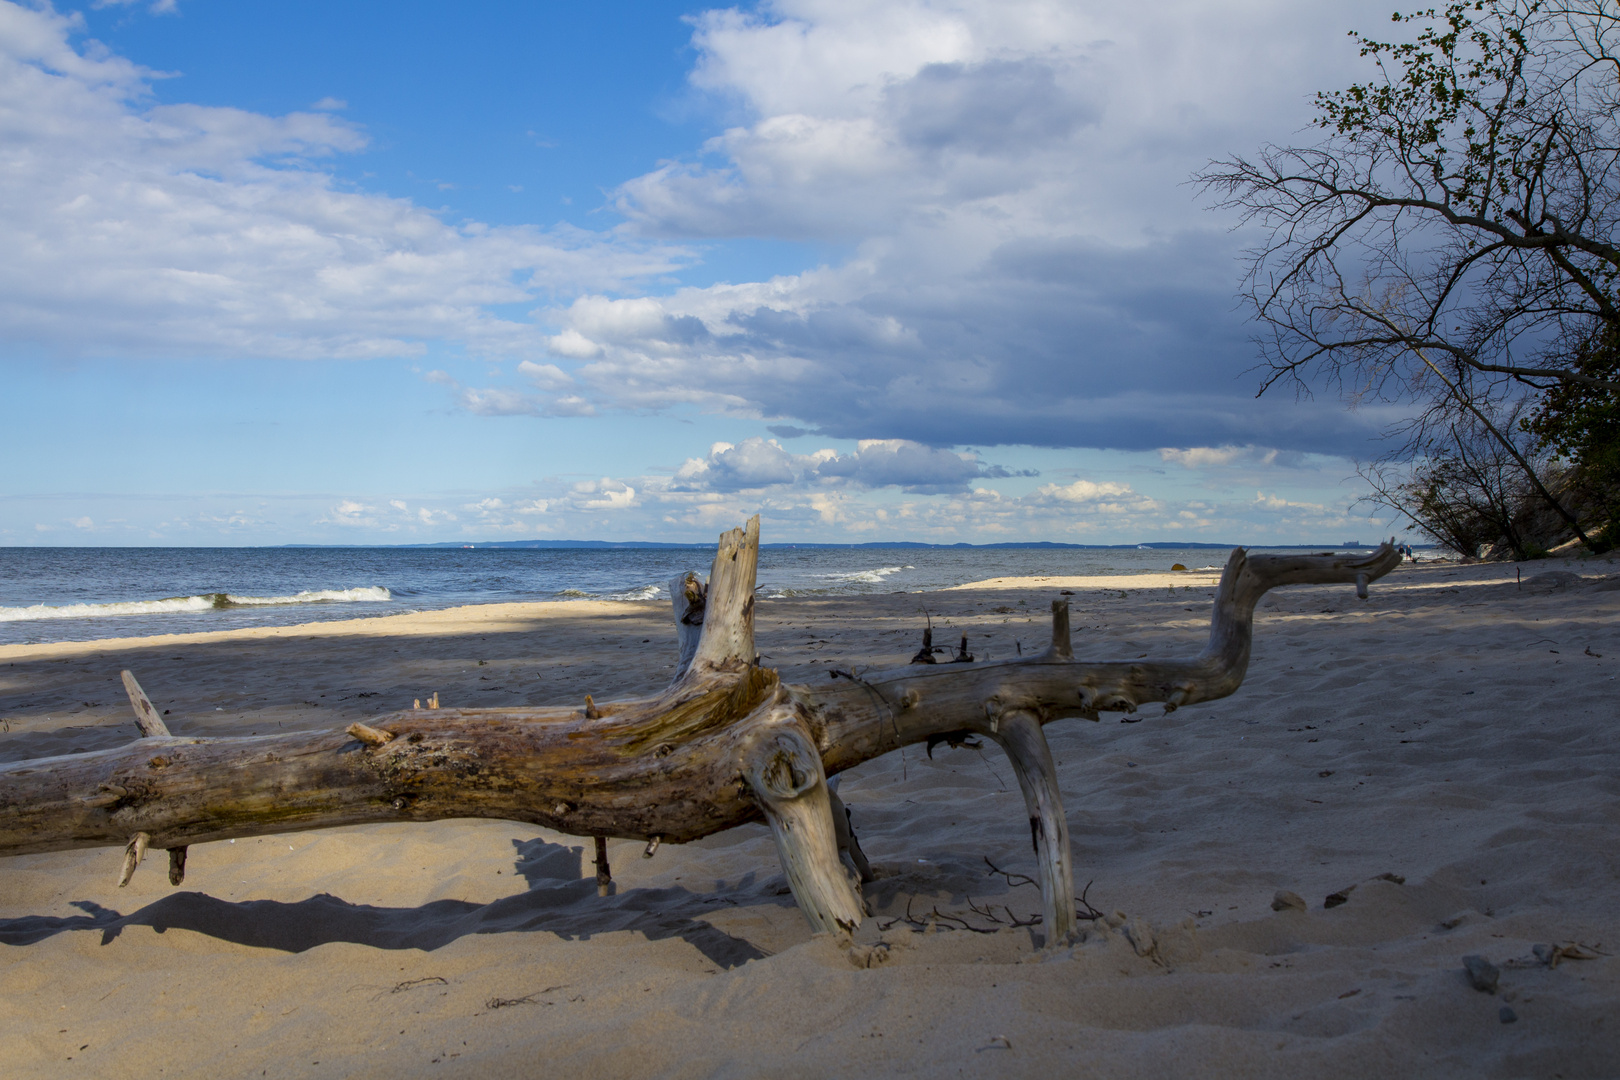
[529,0,1394,455]
[2,445,1387,544]
[0,3,688,361]
[4,0,1407,469]
[516,361,574,390]
[1159,445,1310,470]
[1034,479,1133,503]
[544,329,602,359]
[569,478,637,511]
[319,499,378,527]
[817,439,1037,492]
[674,438,813,491]
[1253,491,1327,513]
[668,436,1033,494]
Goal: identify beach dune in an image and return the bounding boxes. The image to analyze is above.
[1,556,1617,1077]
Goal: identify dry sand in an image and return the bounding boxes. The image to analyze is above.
[1,555,1618,1078]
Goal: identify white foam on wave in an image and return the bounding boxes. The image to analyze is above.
[607,584,663,602]
[0,586,391,623]
[227,587,391,607]
[555,584,665,602]
[811,565,912,586]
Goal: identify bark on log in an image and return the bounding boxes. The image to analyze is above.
[0,519,1400,943]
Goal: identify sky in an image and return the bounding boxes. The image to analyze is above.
[0,0,1415,547]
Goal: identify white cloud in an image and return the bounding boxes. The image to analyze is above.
[544,329,602,359]
[459,387,545,416]
[668,435,1031,493]
[569,478,637,510]
[674,438,806,490]
[437,363,593,417]
[0,3,689,361]
[517,360,574,389]
[0,437,1389,545]
[319,499,378,527]
[93,0,178,13]
[1159,445,1309,470]
[7,0,1403,462]
[533,0,1395,455]
[816,438,1025,492]
[1253,491,1326,513]
[1034,479,1134,503]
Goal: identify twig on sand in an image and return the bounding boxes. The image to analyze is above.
[485,984,568,1010]
[1075,879,1104,921]
[984,856,1037,889]
[361,976,449,1002]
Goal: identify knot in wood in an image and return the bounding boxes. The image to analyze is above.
[759,751,813,799]
[749,732,819,801]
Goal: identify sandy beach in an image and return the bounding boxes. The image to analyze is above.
[2,554,1618,1078]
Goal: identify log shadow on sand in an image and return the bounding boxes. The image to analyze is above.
[0,837,770,968]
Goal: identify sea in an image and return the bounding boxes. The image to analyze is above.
[0,542,1403,647]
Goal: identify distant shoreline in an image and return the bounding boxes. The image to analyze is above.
[340,540,1417,552]
[0,540,1427,551]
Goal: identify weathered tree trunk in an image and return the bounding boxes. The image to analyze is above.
[0,519,1400,944]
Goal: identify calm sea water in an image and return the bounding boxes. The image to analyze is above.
[0,544,1378,646]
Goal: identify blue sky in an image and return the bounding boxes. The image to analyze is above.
[1,0,1410,546]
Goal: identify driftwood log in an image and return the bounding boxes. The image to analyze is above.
[0,518,1400,944]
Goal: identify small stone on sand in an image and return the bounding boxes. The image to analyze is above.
[1463,955,1500,994]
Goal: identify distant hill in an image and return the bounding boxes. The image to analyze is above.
[282,539,1407,551]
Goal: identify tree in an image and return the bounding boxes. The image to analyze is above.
[1198,0,1620,551]
[1359,401,1557,557]
[1521,320,1620,534]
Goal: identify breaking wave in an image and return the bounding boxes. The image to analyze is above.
[0,587,391,623]
[554,584,664,602]
[811,565,912,585]
[607,584,663,601]
[763,565,916,598]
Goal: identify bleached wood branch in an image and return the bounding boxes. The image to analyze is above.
[0,521,1399,942]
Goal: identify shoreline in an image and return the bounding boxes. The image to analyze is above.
[2,552,1589,664]
[0,565,1244,661]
